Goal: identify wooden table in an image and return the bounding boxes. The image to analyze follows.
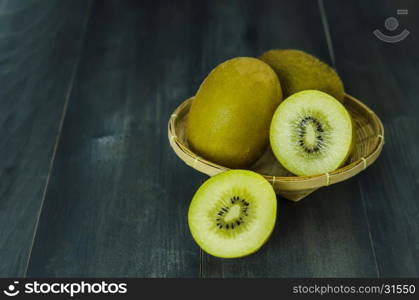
[0,0,418,277]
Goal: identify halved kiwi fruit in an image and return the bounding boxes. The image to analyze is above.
[188,170,277,258]
[270,90,353,176]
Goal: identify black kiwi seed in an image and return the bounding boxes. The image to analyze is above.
[215,195,251,231]
[297,116,326,154]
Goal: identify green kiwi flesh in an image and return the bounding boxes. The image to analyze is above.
[188,170,277,258]
[270,90,353,176]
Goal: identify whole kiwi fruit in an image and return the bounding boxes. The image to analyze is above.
[259,49,345,101]
[187,57,282,168]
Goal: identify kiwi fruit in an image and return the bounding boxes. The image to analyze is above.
[270,90,353,176]
[259,49,345,101]
[186,57,282,168]
[188,170,277,258]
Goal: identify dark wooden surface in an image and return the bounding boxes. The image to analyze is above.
[0,0,418,277]
[324,0,419,277]
[0,0,91,276]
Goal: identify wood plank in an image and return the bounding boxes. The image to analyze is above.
[197,0,378,277]
[323,0,419,276]
[26,0,206,277]
[25,0,385,277]
[0,0,90,276]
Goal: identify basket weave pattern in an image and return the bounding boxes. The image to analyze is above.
[168,94,384,201]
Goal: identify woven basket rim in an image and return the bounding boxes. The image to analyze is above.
[168,93,384,189]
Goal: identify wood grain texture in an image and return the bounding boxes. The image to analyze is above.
[26,0,380,278]
[6,0,414,278]
[324,0,419,277]
[0,0,90,276]
[26,0,206,277]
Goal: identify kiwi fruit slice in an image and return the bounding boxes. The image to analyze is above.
[187,57,282,168]
[259,49,345,101]
[188,170,277,258]
[270,90,353,176]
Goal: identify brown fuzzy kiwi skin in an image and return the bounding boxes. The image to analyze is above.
[186,57,282,168]
[259,49,345,101]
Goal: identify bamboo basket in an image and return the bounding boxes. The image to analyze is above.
[168,94,384,201]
